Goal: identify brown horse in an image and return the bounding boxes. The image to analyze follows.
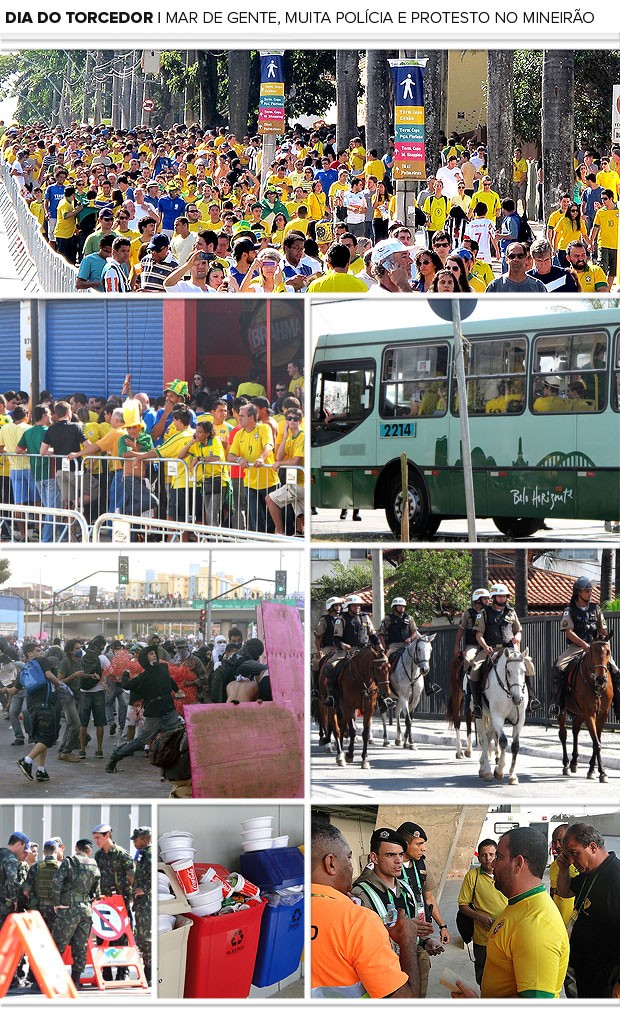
[446,655,474,759]
[558,636,613,783]
[319,646,391,769]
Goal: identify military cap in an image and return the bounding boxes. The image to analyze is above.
[92,823,113,834]
[397,821,428,842]
[130,827,151,840]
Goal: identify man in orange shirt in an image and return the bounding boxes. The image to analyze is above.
[311,821,420,999]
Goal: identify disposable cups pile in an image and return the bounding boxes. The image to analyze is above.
[159,830,198,894]
[187,881,223,917]
[240,815,274,852]
[158,913,176,933]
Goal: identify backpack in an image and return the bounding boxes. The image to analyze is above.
[80,650,102,690]
[517,211,533,244]
[20,659,50,701]
[149,727,186,769]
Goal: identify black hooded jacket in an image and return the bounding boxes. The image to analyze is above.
[121,647,179,717]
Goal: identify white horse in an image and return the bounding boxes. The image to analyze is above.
[477,647,529,785]
[379,635,437,749]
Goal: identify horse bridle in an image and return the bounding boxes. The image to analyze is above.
[398,638,427,685]
[580,642,610,697]
[492,652,526,703]
[345,650,390,699]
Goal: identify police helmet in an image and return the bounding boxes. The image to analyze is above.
[326,597,344,611]
[573,576,592,594]
[391,597,407,608]
[345,594,363,606]
[472,588,491,602]
[489,583,510,597]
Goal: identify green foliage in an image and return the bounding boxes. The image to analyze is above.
[513,50,542,146]
[604,597,620,611]
[0,558,10,585]
[0,50,87,123]
[386,550,471,625]
[311,561,372,601]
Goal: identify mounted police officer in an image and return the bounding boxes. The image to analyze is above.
[322,595,385,708]
[549,576,620,719]
[472,583,540,718]
[454,588,491,683]
[311,598,344,700]
[379,598,440,695]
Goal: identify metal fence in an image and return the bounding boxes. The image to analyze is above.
[416,614,620,727]
[0,163,78,293]
[0,451,304,542]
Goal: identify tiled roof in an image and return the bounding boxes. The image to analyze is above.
[489,564,601,613]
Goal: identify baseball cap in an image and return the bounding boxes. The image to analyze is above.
[454,247,473,262]
[98,209,114,219]
[147,234,170,252]
[371,238,409,265]
[12,830,30,847]
[233,237,259,255]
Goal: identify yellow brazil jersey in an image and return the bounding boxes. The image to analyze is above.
[306,272,368,293]
[592,206,619,249]
[280,428,304,485]
[468,272,487,292]
[595,169,620,198]
[574,262,609,292]
[275,414,304,448]
[513,158,528,183]
[82,420,103,474]
[29,200,45,228]
[328,181,350,204]
[187,436,227,483]
[229,423,278,490]
[196,414,232,448]
[533,394,567,413]
[0,415,12,477]
[471,259,494,287]
[470,188,500,220]
[284,217,310,237]
[156,427,195,488]
[485,394,523,414]
[482,885,569,998]
[423,194,451,231]
[554,217,588,251]
[548,859,579,927]
[348,146,366,173]
[365,159,385,182]
[457,868,508,947]
[54,199,77,240]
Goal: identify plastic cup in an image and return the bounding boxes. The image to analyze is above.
[439,968,466,995]
[158,914,176,932]
[272,835,289,848]
[201,866,233,898]
[240,816,273,831]
[227,872,261,899]
[242,838,273,852]
[171,858,199,894]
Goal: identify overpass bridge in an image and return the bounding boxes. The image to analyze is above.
[33,598,303,641]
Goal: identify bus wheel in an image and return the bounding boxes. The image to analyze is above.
[385,472,440,539]
[493,517,546,538]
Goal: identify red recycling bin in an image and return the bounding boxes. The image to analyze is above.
[183,863,266,998]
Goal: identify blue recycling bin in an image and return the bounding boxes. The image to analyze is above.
[239,846,304,988]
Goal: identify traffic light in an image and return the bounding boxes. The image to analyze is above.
[199,608,206,634]
[118,556,129,585]
[275,570,287,598]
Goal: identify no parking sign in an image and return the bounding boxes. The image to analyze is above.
[90,897,131,942]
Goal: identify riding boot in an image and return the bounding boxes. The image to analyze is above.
[323,666,337,708]
[526,677,542,712]
[423,674,441,696]
[548,666,563,718]
[470,679,483,717]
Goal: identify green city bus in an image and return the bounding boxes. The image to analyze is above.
[311,306,620,538]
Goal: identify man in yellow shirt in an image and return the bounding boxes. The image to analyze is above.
[227,402,278,533]
[307,243,368,293]
[266,408,304,536]
[54,185,80,263]
[454,827,569,999]
[196,398,232,450]
[124,407,195,539]
[546,194,572,242]
[567,240,610,292]
[589,190,619,284]
[457,838,508,985]
[469,177,501,221]
[595,156,620,199]
[364,149,385,184]
[512,147,528,209]
[237,370,266,398]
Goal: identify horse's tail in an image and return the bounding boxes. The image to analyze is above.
[446,694,456,726]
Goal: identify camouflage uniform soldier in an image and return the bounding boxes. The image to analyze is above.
[0,832,29,928]
[51,839,100,988]
[131,827,152,984]
[22,839,61,931]
[92,822,134,980]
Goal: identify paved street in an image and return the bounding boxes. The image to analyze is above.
[312,715,620,802]
[312,509,620,543]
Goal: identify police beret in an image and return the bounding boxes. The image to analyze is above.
[370,827,407,852]
[92,823,112,834]
[397,821,427,841]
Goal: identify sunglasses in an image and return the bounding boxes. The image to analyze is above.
[419,259,433,266]
[507,252,526,259]
[434,242,450,247]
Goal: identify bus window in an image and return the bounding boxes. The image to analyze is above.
[531,330,608,413]
[311,361,375,446]
[613,331,620,411]
[381,343,449,418]
[450,336,527,416]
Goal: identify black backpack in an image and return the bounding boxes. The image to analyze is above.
[517,211,534,244]
[149,727,185,769]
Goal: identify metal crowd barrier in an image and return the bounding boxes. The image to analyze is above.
[0,451,304,541]
[0,502,89,543]
[0,162,78,293]
[91,513,279,543]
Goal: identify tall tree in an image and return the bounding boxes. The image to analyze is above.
[600,549,613,608]
[541,50,574,221]
[470,549,488,591]
[336,50,359,152]
[416,49,441,176]
[487,50,515,196]
[228,51,252,138]
[365,51,391,157]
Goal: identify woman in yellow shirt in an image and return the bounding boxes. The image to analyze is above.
[372,181,391,242]
[178,421,227,527]
[553,203,590,266]
[241,250,289,293]
[270,212,288,248]
[307,181,327,222]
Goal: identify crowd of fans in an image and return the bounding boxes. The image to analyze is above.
[0,362,304,541]
[3,118,618,294]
